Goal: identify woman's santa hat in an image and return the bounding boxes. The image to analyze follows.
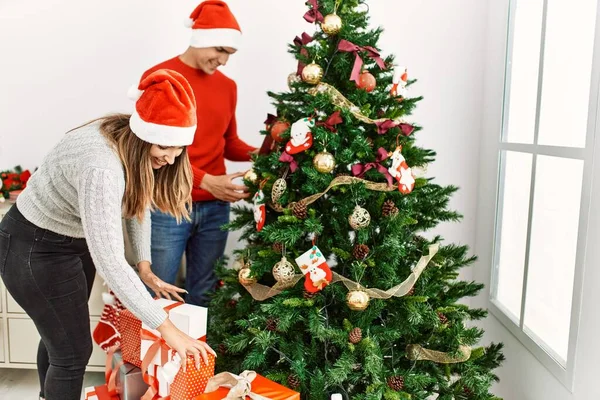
[185,1,242,50]
[128,69,197,147]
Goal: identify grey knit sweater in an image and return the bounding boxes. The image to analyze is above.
[17,123,167,329]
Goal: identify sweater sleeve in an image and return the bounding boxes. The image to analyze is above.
[78,167,167,329]
[124,210,152,265]
[223,82,257,161]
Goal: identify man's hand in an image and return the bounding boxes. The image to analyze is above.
[200,172,250,202]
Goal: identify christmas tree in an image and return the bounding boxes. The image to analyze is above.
[209,1,505,399]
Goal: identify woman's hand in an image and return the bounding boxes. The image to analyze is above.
[157,319,216,371]
[138,262,186,302]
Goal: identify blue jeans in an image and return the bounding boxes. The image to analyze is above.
[150,200,230,307]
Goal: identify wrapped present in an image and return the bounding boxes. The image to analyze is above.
[84,346,123,400]
[141,299,207,368]
[111,349,148,400]
[118,308,143,368]
[196,371,300,400]
[142,350,215,399]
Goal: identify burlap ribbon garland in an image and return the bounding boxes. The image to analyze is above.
[406,344,472,364]
[269,175,395,212]
[240,244,438,301]
[308,82,407,125]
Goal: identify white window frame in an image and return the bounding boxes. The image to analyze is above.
[489,0,600,390]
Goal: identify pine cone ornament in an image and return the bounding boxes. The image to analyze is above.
[266,318,279,332]
[292,201,308,219]
[226,299,238,308]
[463,386,473,396]
[352,244,370,260]
[272,242,284,253]
[382,200,399,217]
[349,327,362,344]
[406,287,415,296]
[438,312,448,325]
[303,290,318,300]
[287,374,301,390]
[218,343,228,355]
[387,375,405,391]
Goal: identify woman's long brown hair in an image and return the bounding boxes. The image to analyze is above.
[70,113,193,222]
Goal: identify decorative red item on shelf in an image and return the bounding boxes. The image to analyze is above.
[1,165,32,201]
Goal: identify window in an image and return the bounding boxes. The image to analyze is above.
[490,0,599,389]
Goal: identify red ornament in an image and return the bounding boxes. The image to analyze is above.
[357,71,376,92]
[270,121,290,143]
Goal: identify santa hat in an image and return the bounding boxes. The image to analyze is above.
[128,69,197,147]
[185,1,242,50]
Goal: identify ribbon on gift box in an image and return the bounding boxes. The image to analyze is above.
[85,345,124,400]
[198,372,300,400]
[204,371,269,400]
[141,329,172,367]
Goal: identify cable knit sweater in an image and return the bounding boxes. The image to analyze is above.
[16,123,167,329]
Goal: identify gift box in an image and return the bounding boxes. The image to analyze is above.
[195,371,300,400]
[140,299,207,368]
[118,308,143,368]
[84,347,123,400]
[111,350,148,400]
[170,354,216,399]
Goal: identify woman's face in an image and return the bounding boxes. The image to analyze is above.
[149,145,184,170]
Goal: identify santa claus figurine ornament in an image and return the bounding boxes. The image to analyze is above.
[295,244,333,293]
[388,145,415,194]
[253,185,266,231]
[390,66,408,99]
[285,117,315,155]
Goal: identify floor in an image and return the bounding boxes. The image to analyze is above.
[0,368,105,400]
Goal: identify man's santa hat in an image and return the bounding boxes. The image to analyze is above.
[185,1,242,50]
[128,69,197,147]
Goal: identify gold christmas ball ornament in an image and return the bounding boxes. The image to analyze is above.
[271,178,287,204]
[272,256,296,286]
[301,62,324,85]
[346,290,370,311]
[238,267,257,286]
[244,169,258,184]
[349,205,371,230]
[313,151,336,173]
[321,13,343,35]
[287,72,302,91]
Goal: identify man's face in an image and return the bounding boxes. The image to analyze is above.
[192,46,237,74]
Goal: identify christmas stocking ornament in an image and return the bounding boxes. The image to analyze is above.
[391,66,408,98]
[295,245,333,293]
[285,117,315,155]
[92,290,125,352]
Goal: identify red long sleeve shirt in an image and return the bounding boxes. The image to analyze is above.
[143,56,256,202]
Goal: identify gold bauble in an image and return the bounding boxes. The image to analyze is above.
[287,72,302,91]
[301,63,324,85]
[271,178,287,204]
[346,290,370,311]
[244,169,258,184]
[313,151,336,173]
[322,13,343,35]
[238,267,257,286]
[272,256,296,286]
[349,205,371,230]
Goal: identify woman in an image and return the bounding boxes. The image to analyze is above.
[0,69,215,400]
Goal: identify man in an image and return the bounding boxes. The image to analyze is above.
[143,0,257,306]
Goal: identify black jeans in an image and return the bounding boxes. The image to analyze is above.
[0,205,96,400]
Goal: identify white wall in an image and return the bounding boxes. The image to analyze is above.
[0,1,488,271]
[475,1,600,398]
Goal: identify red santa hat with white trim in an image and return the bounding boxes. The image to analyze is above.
[185,0,242,50]
[128,69,197,146]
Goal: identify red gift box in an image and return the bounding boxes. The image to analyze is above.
[195,372,300,400]
[118,309,142,368]
[141,338,215,400]
[84,346,124,400]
